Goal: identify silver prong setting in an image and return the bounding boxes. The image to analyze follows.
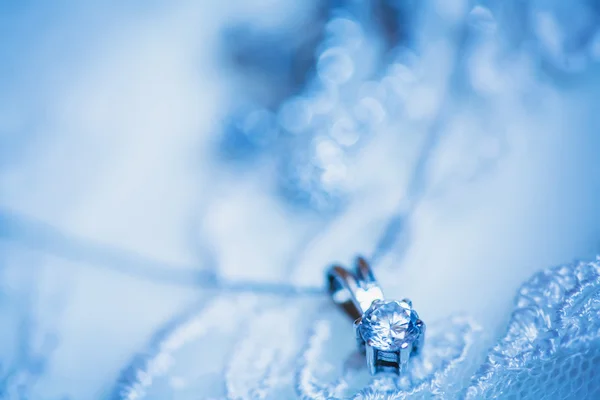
[326,257,425,376]
[365,343,414,375]
[365,344,377,374]
[413,319,426,355]
[354,317,366,352]
[400,298,412,308]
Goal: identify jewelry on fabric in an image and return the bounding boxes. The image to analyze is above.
[326,257,425,374]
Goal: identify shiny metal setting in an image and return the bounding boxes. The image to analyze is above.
[326,257,425,375]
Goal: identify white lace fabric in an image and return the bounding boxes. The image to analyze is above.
[1,1,600,399]
[113,260,600,399]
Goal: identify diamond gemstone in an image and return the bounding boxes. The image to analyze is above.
[358,299,421,351]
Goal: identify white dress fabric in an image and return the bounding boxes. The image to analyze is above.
[1,1,600,399]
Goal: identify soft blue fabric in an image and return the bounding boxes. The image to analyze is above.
[1,1,600,399]
[113,259,600,399]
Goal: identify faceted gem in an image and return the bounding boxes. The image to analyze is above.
[358,299,421,351]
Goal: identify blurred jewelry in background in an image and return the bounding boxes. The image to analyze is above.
[219,1,398,212]
[327,257,425,375]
